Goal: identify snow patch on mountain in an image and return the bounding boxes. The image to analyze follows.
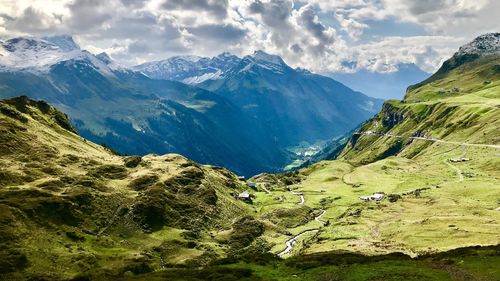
[95,52,130,73]
[457,33,500,56]
[134,53,239,84]
[251,50,285,66]
[182,70,223,84]
[0,36,118,77]
[42,35,80,52]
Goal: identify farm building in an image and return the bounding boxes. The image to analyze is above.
[360,192,385,202]
[238,191,251,201]
[247,182,257,188]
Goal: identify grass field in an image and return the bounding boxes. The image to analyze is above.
[249,54,500,259]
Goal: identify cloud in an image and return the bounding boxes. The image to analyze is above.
[350,36,462,73]
[334,13,368,40]
[1,7,63,34]
[0,0,497,73]
[187,24,247,42]
[120,0,149,8]
[66,0,113,31]
[248,0,292,28]
[162,0,228,18]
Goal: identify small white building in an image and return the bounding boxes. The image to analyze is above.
[238,191,251,201]
[247,182,257,188]
[360,192,385,202]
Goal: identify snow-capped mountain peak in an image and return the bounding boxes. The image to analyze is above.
[251,50,285,65]
[171,55,204,63]
[42,35,80,52]
[96,52,113,65]
[2,37,59,53]
[457,33,500,56]
[0,35,118,77]
[134,52,242,84]
[0,36,79,71]
[235,50,289,74]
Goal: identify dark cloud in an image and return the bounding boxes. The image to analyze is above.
[162,0,228,18]
[86,11,182,41]
[120,0,149,8]
[248,0,292,28]
[2,7,62,34]
[125,38,189,56]
[187,24,247,42]
[290,43,303,53]
[297,5,334,50]
[67,0,112,31]
[407,0,449,15]
[0,13,15,21]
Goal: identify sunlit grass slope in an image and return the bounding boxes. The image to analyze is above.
[0,96,263,280]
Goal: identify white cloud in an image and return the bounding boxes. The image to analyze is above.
[0,0,498,73]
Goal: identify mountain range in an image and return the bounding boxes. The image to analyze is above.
[0,33,498,280]
[0,35,382,176]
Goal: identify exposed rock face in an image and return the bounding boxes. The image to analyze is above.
[457,33,500,56]
[381,103,405,129]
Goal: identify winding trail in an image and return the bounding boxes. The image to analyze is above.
[261,185,271,194]
[277,229,320,256]
[277,208,327,257]
[315,209,327,224]
[443,145,467,182]
[445,159,464,182]
[356,132,500,149]
[289,189,305,205]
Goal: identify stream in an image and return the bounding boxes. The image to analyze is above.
[277,209,327,257]
[277,229,319,256]
[289,189,305,205]
[315,209,327,223]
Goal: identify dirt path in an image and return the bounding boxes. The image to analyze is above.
[289,188,305,205]
[277,208,327,256]
[357,132,500,149]
[277,229,319,256]
[261,185,271,194]
[443,145,467,182]
[315,209,327,224]
[444,159,464,182]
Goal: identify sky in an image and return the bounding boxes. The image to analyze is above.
[0,0,498,73]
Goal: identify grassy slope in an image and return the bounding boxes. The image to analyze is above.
[0,96,260,280]
[130,245,500,281]
[1,53,499,281]
[247,55,500,262]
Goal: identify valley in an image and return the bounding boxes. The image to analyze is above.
[0,33,499,281]
[0,36,381,177]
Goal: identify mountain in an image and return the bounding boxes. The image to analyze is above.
[139,49,382,160]
[1,33,500,281]
[134,52,240,84]
[2,96,499,281]
[200,50,383,147]
[243,33,499,264]
[407,32,500,94]
[0,96,257,279]
[0,36,381,176]
[0,36,281,176]
[327,63,430,100]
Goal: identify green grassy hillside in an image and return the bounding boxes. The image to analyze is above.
[241,46,500,262]
[0,96,265,280]
[1,35,500,280]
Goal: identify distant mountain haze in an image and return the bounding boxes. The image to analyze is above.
[327,64,430,100]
